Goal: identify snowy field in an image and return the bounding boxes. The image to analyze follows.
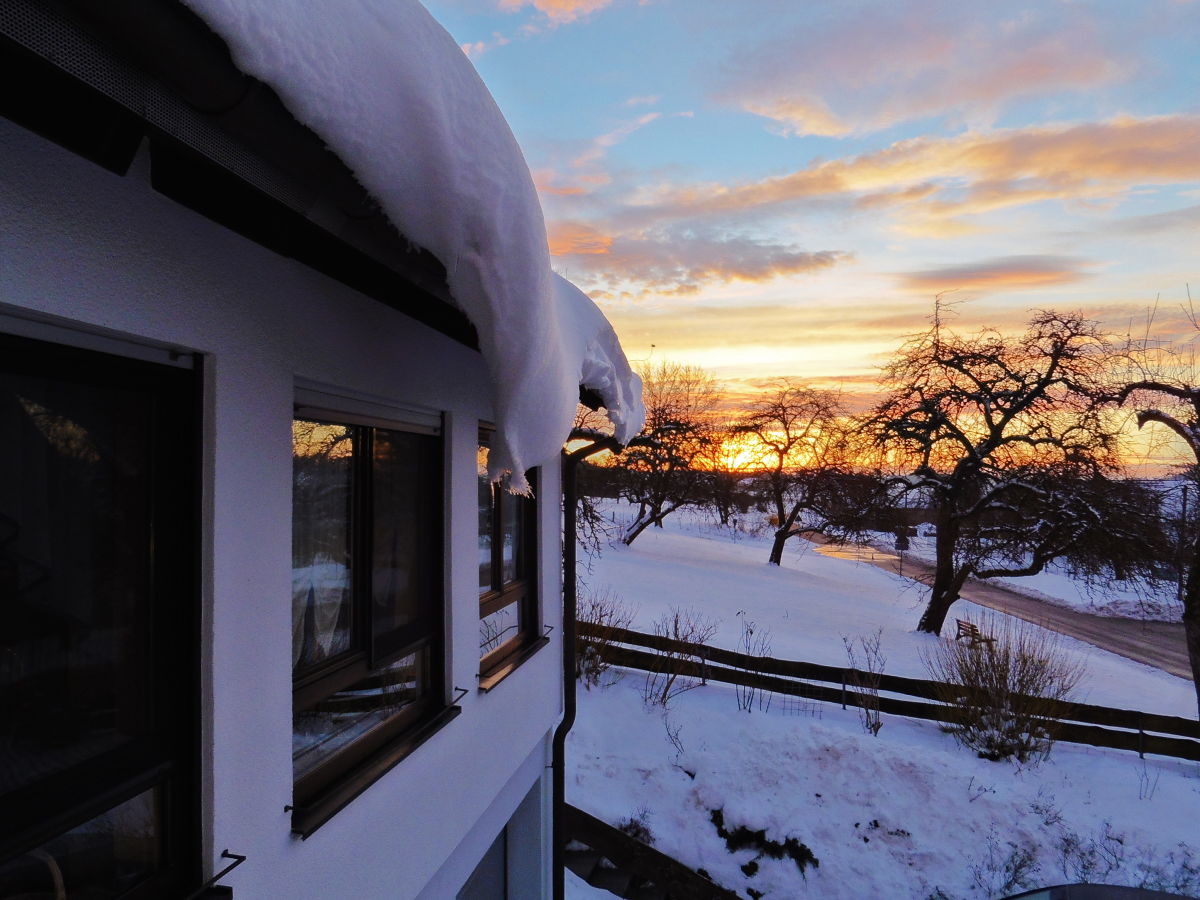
[567,505,1199,899]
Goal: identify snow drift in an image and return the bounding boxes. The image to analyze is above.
[183,0,644,491]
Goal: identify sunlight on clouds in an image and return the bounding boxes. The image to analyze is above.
[719,4,1130,136]
[616,116,1200,232]
[742,96,850,138]
[498,0,614,23]
[548,221,614,255]
[900,255,1092,293]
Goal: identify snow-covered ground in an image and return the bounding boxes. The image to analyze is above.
[864,528,1184,622]
[568,505,1199,899]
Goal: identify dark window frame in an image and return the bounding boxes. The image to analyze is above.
[0,329,201,899]
[477,427,543,685]
[290,408,451,837]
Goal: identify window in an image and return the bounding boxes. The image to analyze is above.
[0,330,199,899]
[477,429,541,682]
[291,405,450,836]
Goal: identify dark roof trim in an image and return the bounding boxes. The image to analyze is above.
[0,0,479,350]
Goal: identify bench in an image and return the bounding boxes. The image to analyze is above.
[955,619,995,647]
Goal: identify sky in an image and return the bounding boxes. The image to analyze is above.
[424,0,1199,462]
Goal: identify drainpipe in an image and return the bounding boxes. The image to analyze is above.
[552,434,624,900]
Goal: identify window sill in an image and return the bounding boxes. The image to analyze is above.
[290,704,462,839]
[477,635,550,693]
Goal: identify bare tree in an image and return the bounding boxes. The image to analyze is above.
[1118,305,1200,715]
[867,308,1144,635]
[615,363,720,545]
[736,381,850,564]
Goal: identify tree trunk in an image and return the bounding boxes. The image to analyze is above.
[917,511,965,635]
[624,503,675,545]
[767,504,802,566]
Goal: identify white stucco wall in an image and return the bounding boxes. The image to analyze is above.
[0,118,563,899]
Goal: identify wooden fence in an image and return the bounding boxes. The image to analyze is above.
[580,623,1200,763]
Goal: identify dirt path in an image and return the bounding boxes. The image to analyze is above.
[809,538,1192,681]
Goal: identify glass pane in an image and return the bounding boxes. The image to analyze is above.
[371,429,438,652]
[0,371,154,795]
[480,601,523,658]
[293,648,428,780]
[292,420,355,673]
[0,787,161,898]
[477,443,493,594]
[500,490,525,585]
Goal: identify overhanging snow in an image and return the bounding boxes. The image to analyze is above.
[183,0,644,491]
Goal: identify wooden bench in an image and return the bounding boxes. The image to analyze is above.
[955,619,995,647]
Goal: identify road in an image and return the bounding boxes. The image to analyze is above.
[810,538,1193,681]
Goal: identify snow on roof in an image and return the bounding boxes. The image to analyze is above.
[183,0,643,492]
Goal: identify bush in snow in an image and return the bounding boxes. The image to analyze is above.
[842,629,886,736]
[922,615,1084,763]
[576,580,635,689]
[734,611,774,713]
[642,606,719,707]
[969,826,1041,897]
[615,807,655,846]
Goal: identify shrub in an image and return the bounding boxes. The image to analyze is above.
[616,808,654,846]
[642,606,718,707]
[734,611,774,713]
[576,581,635,689]
[843,629,886,736]
[922,615,1084,762]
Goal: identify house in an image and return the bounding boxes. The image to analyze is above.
[0,1,642,897]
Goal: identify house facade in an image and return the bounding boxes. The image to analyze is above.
[0,2,638,897]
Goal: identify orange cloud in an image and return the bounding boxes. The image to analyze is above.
[533,169,589,195]
[899,255,1090,293]
[617,116,1200,229]
[718,3,1131,136]
[499,0,614,24]
[461,31,511,59]
[548,221,614,255]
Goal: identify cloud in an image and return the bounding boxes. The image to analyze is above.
[625,95,661,107]
[899,255,1091,293]
[573,112,661,168]
[1105,203,1200,235]
[498,0,615,24]
[553,230,849,295]
[548,221,614,255]
[716,3,1133,136]
[613,116,1200,231]
[460,31,511,58]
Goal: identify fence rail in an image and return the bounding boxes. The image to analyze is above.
[580,623,1200,762]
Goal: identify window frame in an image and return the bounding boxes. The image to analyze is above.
[0,328,201,899]
[476,426,545,686]
[290,398,454,837]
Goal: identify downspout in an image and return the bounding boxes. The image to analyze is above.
[552,434,625,900]
[551,449,577,900]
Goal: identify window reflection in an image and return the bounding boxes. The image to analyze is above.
[0,788,161,898]
[291,421,354,672]
[293,649,427,779]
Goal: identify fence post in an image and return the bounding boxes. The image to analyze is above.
[841,670,847,710]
